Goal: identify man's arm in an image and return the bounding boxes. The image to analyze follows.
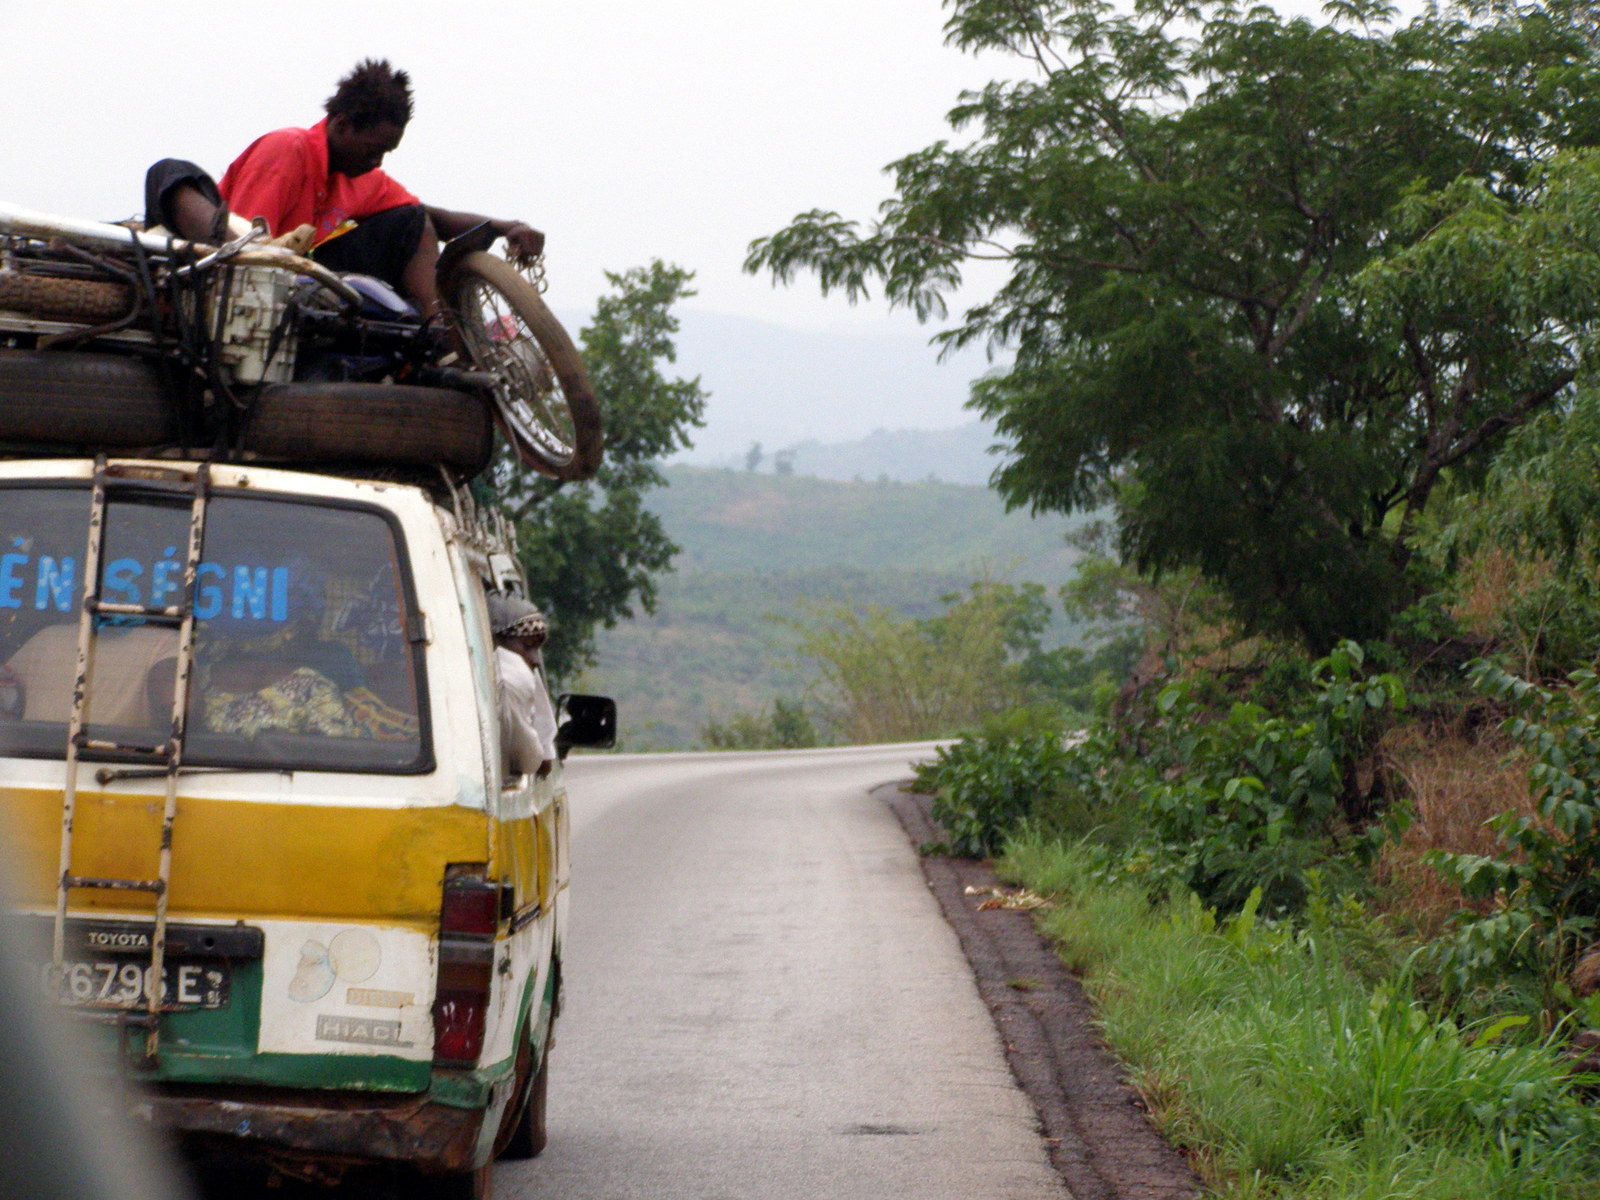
[496,648,547,778]
[425,205,544,260]
[166,184,225,244]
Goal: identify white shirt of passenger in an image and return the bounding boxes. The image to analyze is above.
[495,645,549,778]
[526,651,558,760]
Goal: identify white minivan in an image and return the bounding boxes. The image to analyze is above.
[0,455,614,1197]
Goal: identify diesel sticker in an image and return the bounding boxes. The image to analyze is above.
[315,1014,414,1048]
[346,987,414,1009]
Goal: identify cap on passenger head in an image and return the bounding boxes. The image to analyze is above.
[488,594,548,640]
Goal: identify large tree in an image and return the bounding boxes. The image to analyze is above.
[489,261,707,679]
[747,0,1600,649]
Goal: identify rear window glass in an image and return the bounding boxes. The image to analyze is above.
[0,484,430,773]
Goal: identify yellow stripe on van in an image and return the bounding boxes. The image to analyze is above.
[0,787,493,928]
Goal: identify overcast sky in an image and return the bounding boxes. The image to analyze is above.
[0,0,1376,445]
[0,0,1012,330]
[0,1,1355,321]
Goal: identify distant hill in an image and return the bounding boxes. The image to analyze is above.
[542,306,1001,465]
[579,465,1086,749]
[699,421,1005,486]
[669,310,997,461]
[646,464,1079,580]
[780,422,1003,486]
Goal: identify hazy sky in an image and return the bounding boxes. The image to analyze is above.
[0,0,1380,445]
[0,1,1349,325]
[0,0,1011,332]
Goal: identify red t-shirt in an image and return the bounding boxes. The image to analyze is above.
[218,117,419,246]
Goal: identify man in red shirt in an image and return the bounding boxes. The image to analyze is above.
[146,59,542,316]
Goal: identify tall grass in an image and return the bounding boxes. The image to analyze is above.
[1375,726,1533,938]
[1000,835,1600,1199]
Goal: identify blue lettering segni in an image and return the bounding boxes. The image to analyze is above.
[105,557,142,605]
[0,539,299,624]
[271,566,289,621]
[151,545,181,607]
[195,562,225,621]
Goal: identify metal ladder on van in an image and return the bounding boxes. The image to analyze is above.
[51,457,211,1065]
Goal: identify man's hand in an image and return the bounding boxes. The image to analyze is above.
[425,206,546,261]
[498,220,545,262]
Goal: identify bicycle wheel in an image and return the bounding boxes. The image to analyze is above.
[442,252,602,481]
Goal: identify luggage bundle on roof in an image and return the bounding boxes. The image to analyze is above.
[0,203,602,484]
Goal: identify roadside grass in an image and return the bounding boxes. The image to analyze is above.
[999,835,1600,1199]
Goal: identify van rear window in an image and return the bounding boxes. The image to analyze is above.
[0,484,430,774]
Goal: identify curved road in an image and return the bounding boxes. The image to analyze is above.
[498,744,1067,1199]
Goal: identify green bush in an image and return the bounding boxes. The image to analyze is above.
[1108,642,1408,914]
[912,707,1081,857]
[919,642,1407,904]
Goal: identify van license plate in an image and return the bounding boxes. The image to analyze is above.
[45,959,230,1011]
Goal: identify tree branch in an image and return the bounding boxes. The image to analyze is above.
[1405,367,1578,522]
[1264,263,1328,360]
[1402,322,1439,428]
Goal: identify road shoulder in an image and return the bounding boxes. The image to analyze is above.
[880,783,1201,1200]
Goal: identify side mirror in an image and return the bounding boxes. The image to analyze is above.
[556,693,617,757]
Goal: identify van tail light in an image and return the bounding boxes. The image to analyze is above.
[433,876,499,1066]
[433,960,492,1064]
[440,881,499,935]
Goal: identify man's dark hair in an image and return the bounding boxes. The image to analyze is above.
[324,59,413,129]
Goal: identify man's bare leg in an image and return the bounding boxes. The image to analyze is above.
[401,215,443,316]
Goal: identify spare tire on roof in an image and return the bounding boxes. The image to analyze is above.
[0,350,178,448]
[238,382,496,476]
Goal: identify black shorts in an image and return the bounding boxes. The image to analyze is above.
[308,204,427,292]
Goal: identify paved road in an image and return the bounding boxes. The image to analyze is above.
[498,744,1067,1200]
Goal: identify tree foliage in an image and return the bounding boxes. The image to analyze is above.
[1422,375,1600,676]
[701,698,822,750]
[747,0,1600,650]
[489,261,707,679]
[794,579,1064,742]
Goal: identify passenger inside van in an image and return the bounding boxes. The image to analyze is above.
[200,559,365,739]
[2,622,177,727]
[0,491,425,768]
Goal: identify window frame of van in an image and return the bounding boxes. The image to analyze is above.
[0,479,437,776]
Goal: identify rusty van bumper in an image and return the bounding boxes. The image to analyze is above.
[134,1085,487,1174]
